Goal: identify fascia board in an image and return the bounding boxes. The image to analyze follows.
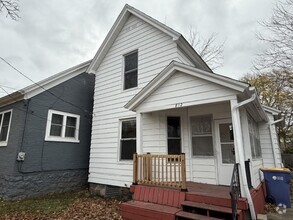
[22,61,90,99]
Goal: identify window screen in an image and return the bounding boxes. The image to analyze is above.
[191,115,214,156]
[124,51,138,90]
[248,114,262,158]
[120,119,136,160]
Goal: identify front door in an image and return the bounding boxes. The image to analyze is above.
[215,119,235,185]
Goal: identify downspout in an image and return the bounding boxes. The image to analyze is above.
[269,118,284,167]
[231,91,257,220]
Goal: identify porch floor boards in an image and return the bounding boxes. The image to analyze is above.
[121,182,255,219]
[186,182,231,199]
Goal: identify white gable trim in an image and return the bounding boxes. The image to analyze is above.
[125,61,249,111]
[87,4,181,73]
[0,60,91,108]
[22,60,91,99]
[87,4,212,73]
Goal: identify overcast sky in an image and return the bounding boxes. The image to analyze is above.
[0,0,276,96]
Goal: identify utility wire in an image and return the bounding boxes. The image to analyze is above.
[0,57,91,115]
[0,86,87,131]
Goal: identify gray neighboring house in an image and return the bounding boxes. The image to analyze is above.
[0,60,95,200]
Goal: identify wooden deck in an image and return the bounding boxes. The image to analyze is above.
[121,182,266,219]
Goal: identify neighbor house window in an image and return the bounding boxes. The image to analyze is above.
[167,116,181,155]
[191,115,214,156]
[124,51,138,90]
[0,110,12,146]
[120,119,136,160]
[248,114,261,158]
[45,110,80,143]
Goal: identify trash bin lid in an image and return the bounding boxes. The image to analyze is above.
[260,167,291,173]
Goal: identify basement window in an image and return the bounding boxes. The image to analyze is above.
[0,109,12,147]
[45,110,80,143]
[124,51,138,90]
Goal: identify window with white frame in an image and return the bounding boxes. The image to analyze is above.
[120,119,136,160]
[191,115,214,156]
[0,110,12,146]
[45,110,80,142]
[124,51,138,90]
[248,114,262,158]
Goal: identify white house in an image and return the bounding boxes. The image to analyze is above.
[86,4,282,219]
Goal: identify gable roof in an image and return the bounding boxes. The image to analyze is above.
[0,60,91,108]
[87,4,212,73]
[124,61,249,111]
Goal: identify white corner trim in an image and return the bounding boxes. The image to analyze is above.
[45,109,80,143]
[0,109,13,147]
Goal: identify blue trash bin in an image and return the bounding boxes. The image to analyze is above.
[260,168,291,208]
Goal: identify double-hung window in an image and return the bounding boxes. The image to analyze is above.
[45,110,80,143]
[167,116,181,155]
[124,51,138,90]
[0,110,12,146]
[248,114,261,158]
[120,119,136,160]
[191,115,214,156]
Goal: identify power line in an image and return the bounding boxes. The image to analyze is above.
[0,86,89,131]
[0,57,91,115]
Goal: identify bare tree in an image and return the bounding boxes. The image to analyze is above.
[0,0,19,20]
[188,27,225,70]
[254,0,293,71]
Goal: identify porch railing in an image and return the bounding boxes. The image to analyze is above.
[230,163,241,220]
[133,153,187,191]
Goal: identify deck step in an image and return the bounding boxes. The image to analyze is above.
[181,201,242,215]
[176,211,223,220]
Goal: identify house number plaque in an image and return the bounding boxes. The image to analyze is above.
[175,103,183,108]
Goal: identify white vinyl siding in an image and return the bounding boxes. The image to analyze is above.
[136,71,238,112]
[89,14,179,187]
[259,113,282,168]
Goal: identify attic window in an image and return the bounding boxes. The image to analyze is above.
[124,51,138,90]
[45,110,80,143]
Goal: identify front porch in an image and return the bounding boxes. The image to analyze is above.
[121,181,266,220]
[120,182,264,220]
[120,153,266,219]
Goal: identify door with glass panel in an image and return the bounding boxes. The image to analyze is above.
[215,119,235,185]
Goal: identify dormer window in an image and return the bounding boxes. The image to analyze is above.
[124,51,138,90]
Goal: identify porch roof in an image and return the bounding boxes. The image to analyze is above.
[125,61,250,112]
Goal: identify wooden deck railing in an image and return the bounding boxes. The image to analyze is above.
[132,153,187,191]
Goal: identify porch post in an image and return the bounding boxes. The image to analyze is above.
[230,98,256,220]
[230,99,245,196]
[136,112,143,154]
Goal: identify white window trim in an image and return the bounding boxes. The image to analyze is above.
[118,117,136,162]
[166,115,182,155]
[45,109,80,143]
[190,114,215,157]
[0,109,13,147]
[122,50,138,91]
